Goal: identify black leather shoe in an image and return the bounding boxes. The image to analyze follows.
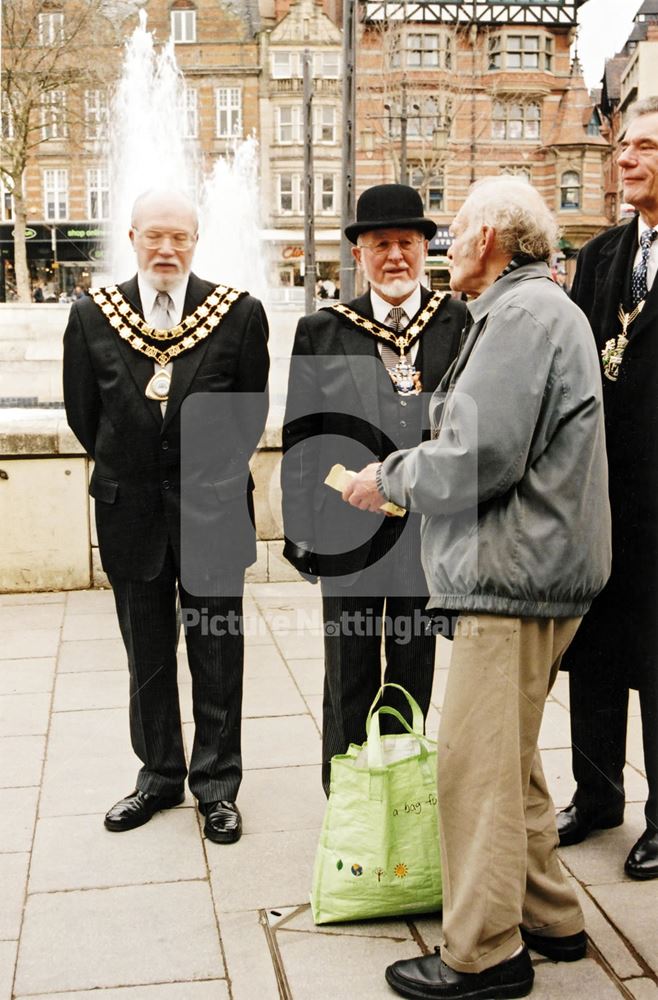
[556,803,624,847]
[625,829,658,880]
[104,788,185,832]
[385,946,534,999]
[202,800,242,844]
[520,927,587,962]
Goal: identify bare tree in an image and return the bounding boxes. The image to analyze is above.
[1,0,118,301]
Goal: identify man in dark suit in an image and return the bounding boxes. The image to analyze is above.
[557,97,658,879]
[63,189,269,844]
[281,184,466,794]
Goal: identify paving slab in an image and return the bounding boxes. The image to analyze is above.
[238,765,326,833]
[53,670,128,712]
[274,630,326,660]
[17,985,229,1000]
[287,657,325,696]
[626,979,658,999]
[243,643,290,678]
[28,808,202,893]
[39,708,136,817]
[208,827,318,912]
[13,882,225,996]
[569,876,643,979]
[274,924,421,1000]
[0,658,55,695]
[0,787,38,852]
[1,630,60,660]
[272,902,414,940]
[0,605,64,631]
[218,910,281,1000]
[65,589,116,614]
[538,699,572,749]
[57,638,127,672]
[242,714,321,770]
[0,593,64,606]
[530,957,627,999]
[590,880,658,971]
[0,736,45,788]
[243,672,307,717]
[0,941,17,1000]
[61,613,121,641]
[0,693,50,738]
[305,693,323,731]
[0,852,29,940]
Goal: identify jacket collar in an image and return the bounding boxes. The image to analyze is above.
[467,262,552,323]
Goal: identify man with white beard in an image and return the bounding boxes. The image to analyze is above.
[281,184,466,794]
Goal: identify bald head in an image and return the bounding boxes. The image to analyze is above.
[129,189,199,291]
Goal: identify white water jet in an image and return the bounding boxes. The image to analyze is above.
[109,11,267,298]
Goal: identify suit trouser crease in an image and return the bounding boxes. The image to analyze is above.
[438,615,584,974]
[110,552,244,803]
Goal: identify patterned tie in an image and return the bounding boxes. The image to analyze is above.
[151,292,174,415]
[380,306,411,388]
[631,228,658,306]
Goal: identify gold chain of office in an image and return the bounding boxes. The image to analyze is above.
[327,291,449,354]
[90,284,245,367]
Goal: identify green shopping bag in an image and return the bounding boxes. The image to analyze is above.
[310,683,442,924]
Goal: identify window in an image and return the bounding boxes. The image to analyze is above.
[316,174,337,214]
[492,102,541,141]
[84,90,109,140]
[392,31,452,70]
[586,109,601,137]
[489,32,552,72]
[272,51,302,79]
[314,105,336,143]
[561,170,581,210]
[38,11,64,46]
[501,164,532,182]
[171,7,196,43]
[179,88,198,138]
[87,167,110,220]
[314,51,340,78]
[277,173,303,214]
[43,169,68,220]
[215,88,242,138]
[387,95,444,140]
[0,179,14,222]
[411,167,444,212]
[41,90,67,140]
[277,106,302,144]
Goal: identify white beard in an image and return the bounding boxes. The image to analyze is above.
[368,275,418,301]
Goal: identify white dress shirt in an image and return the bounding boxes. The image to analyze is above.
[370,285,422,362]
[138,274,189,414]
[633,217,658,293]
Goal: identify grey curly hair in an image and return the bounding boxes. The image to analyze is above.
[627,96,658,122]
[461,176,559,262]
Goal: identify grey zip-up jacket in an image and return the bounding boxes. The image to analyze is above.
[380,263,611,618]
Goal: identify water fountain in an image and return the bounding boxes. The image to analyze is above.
[109,9,268,299]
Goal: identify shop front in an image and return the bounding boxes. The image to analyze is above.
[0,222,110,302]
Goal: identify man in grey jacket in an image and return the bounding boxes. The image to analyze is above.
[345,177,611,1000]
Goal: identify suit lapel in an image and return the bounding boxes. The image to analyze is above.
[591,222,638,348]
[414,287,455,392]
[341,292,384,445]
[161,273,214,433]
[112,277,163,428]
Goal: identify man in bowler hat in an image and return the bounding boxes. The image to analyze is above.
[281,183,466,794]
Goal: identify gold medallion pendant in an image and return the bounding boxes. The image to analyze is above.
[144,368,172,401]
[387,359,423,396]
[601,301,645,382]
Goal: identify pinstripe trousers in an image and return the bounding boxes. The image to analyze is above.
[109,547,244,804]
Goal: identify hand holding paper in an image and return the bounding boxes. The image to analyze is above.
[325,464,406,517]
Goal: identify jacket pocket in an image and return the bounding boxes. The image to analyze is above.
[89,472,119,504]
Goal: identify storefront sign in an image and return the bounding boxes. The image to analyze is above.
[282,245,304,260]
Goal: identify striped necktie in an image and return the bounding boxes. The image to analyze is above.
[380,306,411,389]
[631,228,658,306]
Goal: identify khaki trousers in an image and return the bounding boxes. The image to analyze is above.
[438,614,584,974]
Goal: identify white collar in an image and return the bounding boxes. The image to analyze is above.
[137,273,189,323]
[369,285,422,326]
[638,216,658,239]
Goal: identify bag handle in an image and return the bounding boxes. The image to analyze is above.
[367,705,431,771]
[365,683,425,737]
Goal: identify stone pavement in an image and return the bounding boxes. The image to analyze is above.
[0,583,657,1000]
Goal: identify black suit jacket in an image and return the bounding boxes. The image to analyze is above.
[564,217,658,679]
[281,287,466,577]
[63,273,269,588]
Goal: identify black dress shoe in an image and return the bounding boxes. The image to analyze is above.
[385,946,534,999]
[625,829,658,880]
[520,927,587,962]
[104,788,185,832]
[556,803,624,847]
[201,800,242,844]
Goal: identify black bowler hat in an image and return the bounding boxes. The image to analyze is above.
[344,183,437,244]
